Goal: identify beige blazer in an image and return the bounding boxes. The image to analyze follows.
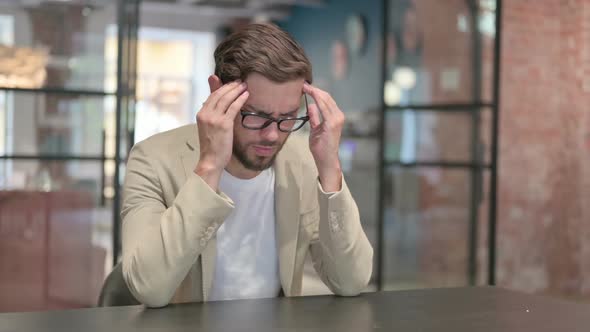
[121,124,373,307]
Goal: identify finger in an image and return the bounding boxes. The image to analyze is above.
[208,75,222,93]
[304,83,338,113]
[307,103,321,130]
[303,82,329,111]
[216,82,248,114]
[225,90,250,120]
[302,81,313,94]
[324,95,344,124]
[203,80,242,111]
[323,91,339,115]
[303,83,334,121]
[311,92,333,123]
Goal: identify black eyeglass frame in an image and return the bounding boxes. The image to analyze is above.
[240,94,310,133]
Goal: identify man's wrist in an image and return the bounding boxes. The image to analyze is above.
[317,164,343,192]
[194,161,223,192]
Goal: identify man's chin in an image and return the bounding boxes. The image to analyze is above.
[244,155,276,171]
[233,142,283,172]
[238,153,276,171]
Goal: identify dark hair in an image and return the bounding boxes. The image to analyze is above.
[214,23,313,84]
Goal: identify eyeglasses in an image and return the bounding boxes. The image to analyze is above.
[240,94,310,133]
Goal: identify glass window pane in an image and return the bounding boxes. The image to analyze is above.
[0,91,113,157]
[479,0,496,103]
[0,160,111,312]
[133,29,215,143]
[381,166,487,289]
[384,108,491,164]
[302,136,381,294]
[0,1,118,92]
[476,170,490,286]
[339,137,380,287]
[386,0,495,105]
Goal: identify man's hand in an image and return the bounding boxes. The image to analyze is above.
[194,79,249,191]
[303,82,344,192]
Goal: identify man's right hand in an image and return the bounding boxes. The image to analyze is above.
[194,79,249,191]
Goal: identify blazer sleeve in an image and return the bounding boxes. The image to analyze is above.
[120,143,234,307]
[308,176,374,296]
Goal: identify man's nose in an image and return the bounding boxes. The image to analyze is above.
[259,122,280,142]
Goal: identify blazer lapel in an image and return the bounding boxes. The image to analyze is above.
[182,124,302,299]
[180,127,216,301]
[274,148,301,296]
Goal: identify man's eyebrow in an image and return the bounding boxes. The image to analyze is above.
[243,105,272,116]
[243,105,300,117]
[279,108,300,117]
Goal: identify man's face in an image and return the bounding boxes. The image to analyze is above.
[232,73,305,171]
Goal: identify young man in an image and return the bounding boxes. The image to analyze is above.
[121,23,373,307]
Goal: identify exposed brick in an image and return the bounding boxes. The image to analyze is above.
[497,0,590,300]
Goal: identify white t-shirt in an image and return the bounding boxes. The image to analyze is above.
[208,167,281,301]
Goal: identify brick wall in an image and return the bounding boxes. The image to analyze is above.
[498,0,590,300]
[391,0,590,299]
[406,0,484,288]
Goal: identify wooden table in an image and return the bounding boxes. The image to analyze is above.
[1,287,588,332]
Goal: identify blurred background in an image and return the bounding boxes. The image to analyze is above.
[0,0,588,312]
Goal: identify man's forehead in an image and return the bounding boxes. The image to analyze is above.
[245,75,303,92]
[243,103,302,115]
[244,94,305,114]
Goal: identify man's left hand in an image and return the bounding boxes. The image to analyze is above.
[303,82,344,192]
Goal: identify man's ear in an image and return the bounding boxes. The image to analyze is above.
[208,75,222,93]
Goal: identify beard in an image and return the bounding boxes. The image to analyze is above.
[232,139,283,171]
